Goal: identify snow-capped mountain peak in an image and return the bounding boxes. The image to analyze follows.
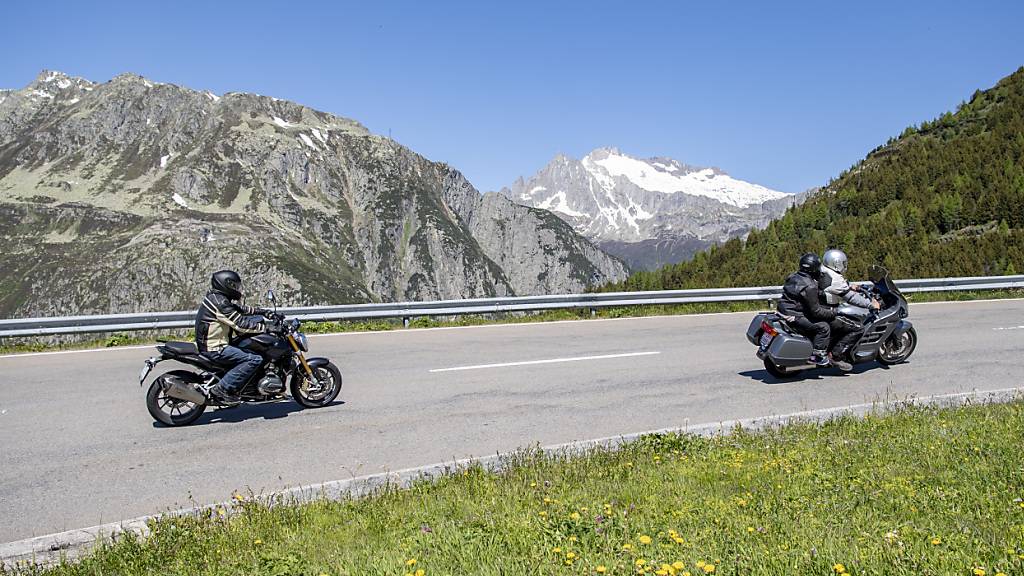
[581,148,787,208]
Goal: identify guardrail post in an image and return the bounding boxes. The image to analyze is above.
[590,307,596,317]
[403,316,410,329]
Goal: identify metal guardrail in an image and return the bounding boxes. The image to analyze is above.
[1,275,1022,338]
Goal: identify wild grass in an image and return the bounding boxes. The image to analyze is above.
[10,401,1023,575]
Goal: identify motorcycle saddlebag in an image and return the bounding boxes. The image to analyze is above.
[746,313,773,345]
[767,332,814,365]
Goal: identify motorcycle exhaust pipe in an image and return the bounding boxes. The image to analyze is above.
[163,377,208,405]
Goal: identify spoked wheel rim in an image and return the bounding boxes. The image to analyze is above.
[298,367,337,403]
[879,330,916,364]
[155,387,203,422]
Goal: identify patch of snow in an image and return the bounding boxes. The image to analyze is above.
[272,116,295,129]
[527,185,547,196]
[299,133,320,151]
[83,86,93,91]
[31,89,54,99]
[43,71,61,83]
[652,161,677,173]
[65,97,80,105]
[160,154,172,168]
[171,193,189,208]
[143,79,154,88]
[536,190,586,218]
[311,127,328,144]
[56,79,72,89]
[587,150,788,207]
[205,91,221,102]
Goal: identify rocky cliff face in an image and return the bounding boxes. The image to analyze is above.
[0,71,626,318]
[500,148,805,271]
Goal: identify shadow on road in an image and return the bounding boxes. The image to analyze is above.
[739,361,890,384]
[151,400,346,428]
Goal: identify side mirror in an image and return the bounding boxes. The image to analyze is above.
[266,289,277,304]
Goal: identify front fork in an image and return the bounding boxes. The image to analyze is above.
[287,334,316,380]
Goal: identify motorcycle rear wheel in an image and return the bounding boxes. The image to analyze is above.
[763,358,798,379]
[291,362,342,408]
[146,375,207,426]
[878,327,917,365]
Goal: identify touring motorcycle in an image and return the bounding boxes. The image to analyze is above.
[746,265,917,378]
[138,290,341,426]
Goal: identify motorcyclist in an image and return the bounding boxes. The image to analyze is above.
[777,253,835,367]
[195,270,278,403]
[820,249,882,371]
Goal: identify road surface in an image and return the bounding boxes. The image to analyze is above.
[1,299,1021,542]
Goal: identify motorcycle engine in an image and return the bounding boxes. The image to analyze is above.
[257,372,285,395]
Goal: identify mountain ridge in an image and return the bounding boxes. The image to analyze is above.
[0,70,627,318]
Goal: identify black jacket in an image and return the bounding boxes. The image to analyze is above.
[195,291,266,353]
[777,271,836,322]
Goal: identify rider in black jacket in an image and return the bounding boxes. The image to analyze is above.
[777,253,835,367]
[195,270,276,402]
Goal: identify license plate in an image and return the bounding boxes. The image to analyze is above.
[139,363,153,384]
[759,332,773,351]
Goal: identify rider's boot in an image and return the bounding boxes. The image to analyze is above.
[829,352,853,372]
[210,383,241,404]
[809,350,830,366]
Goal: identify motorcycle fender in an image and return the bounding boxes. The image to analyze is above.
[891,319,913,339]
[305,357,332,369]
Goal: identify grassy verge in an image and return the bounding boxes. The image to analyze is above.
[12,401,1024,576]
[2,289,1020,356]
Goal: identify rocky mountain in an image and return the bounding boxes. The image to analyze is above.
[499,148,803,271]
[0,71,626,319]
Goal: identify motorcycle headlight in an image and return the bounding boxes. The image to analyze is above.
[296,332,309,352]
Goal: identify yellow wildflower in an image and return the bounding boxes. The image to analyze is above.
[530,481,537,487]
[656,571,668,575]
[703,564,715,574]
[232,492,244,502]
[973,569,986,576]
[696,561,706,569]
[747,527,754,533]
[931,537,942,545]
[567,552,577,560]
[623,543,634,551]
[406,559,417,566]
[672,536,685,544]
[996,573,1007,576]
[639,535,653,545]
[596,567,607,574]
[570,512,581,520]
[672,561,685,570]
[538,511,547,517]
[253,539,262,545]
[552,547,562,553]
[544,497,552,504]
[833,564,846,574]
[569,536,578,542]
[636,558,647,566]
[415,571,424,576]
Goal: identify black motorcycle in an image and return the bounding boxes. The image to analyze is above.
[138,290,342,426]
[746,265,918,378]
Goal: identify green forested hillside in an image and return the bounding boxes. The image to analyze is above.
[609,66,1024,291]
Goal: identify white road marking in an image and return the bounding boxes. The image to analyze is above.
[0,344,154,360]
[993,325,1024,331]
[429,351,661,373]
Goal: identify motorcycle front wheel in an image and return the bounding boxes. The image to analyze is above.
[290,362,342,408]
[146,375,207,426]
[878,327,917,365]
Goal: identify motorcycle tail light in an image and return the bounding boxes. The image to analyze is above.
[761,321,778,337]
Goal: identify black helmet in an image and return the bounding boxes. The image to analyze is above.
[799,253,822,275]
[211,270,243,300]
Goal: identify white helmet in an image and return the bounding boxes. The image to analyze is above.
[822,249,848,273]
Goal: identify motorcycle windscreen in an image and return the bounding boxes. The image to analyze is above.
[868,264,905,299]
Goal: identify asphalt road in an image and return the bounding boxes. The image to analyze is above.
[1,299,1022,543]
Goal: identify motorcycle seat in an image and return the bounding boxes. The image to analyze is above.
[160,341,198,355]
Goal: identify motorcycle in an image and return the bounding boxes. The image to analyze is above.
[746,265,917,378]
[138,290,342,426]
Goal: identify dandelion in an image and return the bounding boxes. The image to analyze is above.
[552,547,562,553]
[833,564,846,574]
[972,569,986,576]
[636,558,647,566]
[232,492,244,502]
[530,482,537,488]
[702,564,715,574]
[623,543,634,551]
[596,567,607,574]
[538,511,548,517]
[655,570,668,575]
[253,539,262,545]
[544,497,552,504]
[672,536,685,544]
[696,561,706,569]
[639,535,653,545]
[996,573,1007,576]
[415,570,425,576]
[747,527,755,533]
[571,512,581,520]
[406,559,417,566]
[931,537,942,545]
[567,552,577,560]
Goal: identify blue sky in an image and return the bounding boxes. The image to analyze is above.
[3,0,1023,193]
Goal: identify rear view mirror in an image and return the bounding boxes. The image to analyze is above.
[266,289,277,304]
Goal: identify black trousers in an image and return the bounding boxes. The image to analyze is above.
[790,316,831,350]
[829,317,863,358]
